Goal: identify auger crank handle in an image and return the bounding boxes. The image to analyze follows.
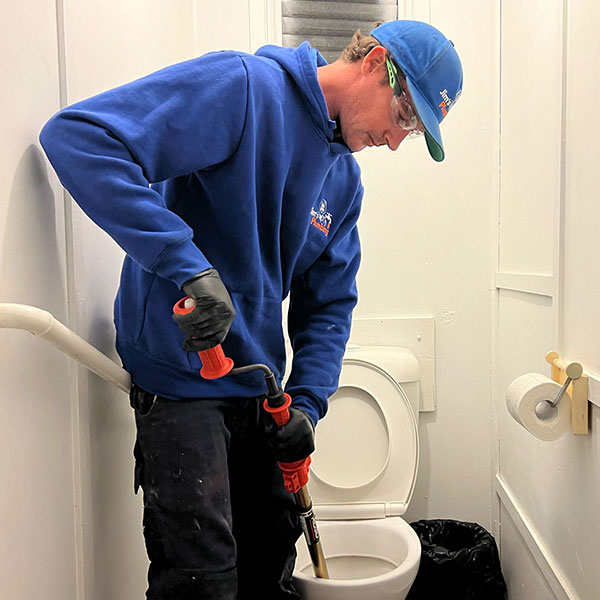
[173,296,234,379]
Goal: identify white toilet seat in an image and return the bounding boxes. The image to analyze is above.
[308,358,419,517]
[310,379,392,490]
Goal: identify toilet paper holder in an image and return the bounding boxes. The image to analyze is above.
[545,351,589,435]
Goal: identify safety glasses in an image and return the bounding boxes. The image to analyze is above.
[385,57,424,138]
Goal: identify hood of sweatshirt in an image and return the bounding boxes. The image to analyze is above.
[255,42,351,155]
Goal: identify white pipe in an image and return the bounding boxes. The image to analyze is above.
[0,303,130,393]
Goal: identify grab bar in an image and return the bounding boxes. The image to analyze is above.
[0,303,130,393]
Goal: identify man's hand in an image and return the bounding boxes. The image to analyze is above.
[172,268,236,351]
[263,407,315,463]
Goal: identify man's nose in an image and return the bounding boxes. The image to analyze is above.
[386,128,410,151]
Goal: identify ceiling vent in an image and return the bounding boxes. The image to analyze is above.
[282,0,398,63]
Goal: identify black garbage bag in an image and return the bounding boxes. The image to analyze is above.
[407,519,507,600]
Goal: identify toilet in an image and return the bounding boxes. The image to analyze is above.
[292,345,422,600]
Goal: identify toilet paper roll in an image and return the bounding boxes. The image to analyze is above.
[506,373,571,441]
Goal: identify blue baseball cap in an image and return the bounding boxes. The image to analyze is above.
[371,20,463,162]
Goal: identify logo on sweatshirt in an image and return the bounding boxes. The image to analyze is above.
[310,199,332,237]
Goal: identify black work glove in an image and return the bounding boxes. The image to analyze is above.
[263,406,315,463]
[172,268,236,352]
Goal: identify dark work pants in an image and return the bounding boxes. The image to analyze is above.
[130,385,302,600]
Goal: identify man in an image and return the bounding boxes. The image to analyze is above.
[40,19,462,600]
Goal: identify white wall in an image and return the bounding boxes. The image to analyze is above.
[495,1,600,598]
[0,3,77,598]
[355,1,495,528]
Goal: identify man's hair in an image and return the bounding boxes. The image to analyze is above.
[340,21,384,63]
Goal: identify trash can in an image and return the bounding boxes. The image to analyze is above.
[407,519,507,600]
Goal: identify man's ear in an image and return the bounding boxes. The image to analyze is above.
[361,45,387,75]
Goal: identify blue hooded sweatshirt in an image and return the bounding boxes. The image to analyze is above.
[39,43,363,426]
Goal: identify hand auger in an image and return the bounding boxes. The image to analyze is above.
[173,296,329,579]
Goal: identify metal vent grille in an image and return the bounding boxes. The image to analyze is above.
[282,0,398,63]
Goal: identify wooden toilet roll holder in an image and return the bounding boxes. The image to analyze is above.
[545,351,589,435]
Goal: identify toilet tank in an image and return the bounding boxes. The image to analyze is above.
[344,345,421,422]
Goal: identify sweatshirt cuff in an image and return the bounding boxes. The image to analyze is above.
[151,238,212,288]
[290,395,320,428]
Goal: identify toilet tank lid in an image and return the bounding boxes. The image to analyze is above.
[344,345,420,383]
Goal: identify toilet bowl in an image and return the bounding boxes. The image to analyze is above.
[292,346,421,600]
[294,518,421,600]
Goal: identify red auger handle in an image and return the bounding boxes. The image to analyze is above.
[173,296,234,379]
[262,391,292,427]
[278,457,311,494]
[263,392,311,493]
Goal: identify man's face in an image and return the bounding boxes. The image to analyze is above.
[339,50,416,153]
